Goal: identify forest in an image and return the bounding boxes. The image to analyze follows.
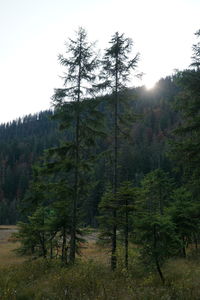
[0,28,200,299]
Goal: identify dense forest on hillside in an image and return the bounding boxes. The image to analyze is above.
[0,77,178,225]
[0,111,63,223]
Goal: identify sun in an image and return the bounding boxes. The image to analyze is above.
[145,79,156,90]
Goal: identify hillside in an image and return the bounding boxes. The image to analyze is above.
[0,111,63,224]
[0,77,178,225]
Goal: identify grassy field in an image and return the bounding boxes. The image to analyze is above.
[0,226,107,266]
[1,227,200,299]
[0,225,26,266]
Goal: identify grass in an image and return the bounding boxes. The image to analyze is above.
[1,227,200,299]
[0,225,26,266]
[1,256,200,299]
[81,240,110,265]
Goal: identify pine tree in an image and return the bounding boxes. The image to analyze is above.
[52,27,101,264]
[135,169,177,283]
[98,32,139,270]
[191,29,200,69]
[170,187,200,257]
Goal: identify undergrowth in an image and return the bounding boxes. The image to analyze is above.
[0,255,200,299]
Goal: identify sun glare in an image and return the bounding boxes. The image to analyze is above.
[145,80,156,90]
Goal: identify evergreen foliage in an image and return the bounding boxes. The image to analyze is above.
[135,169,178,283]
[50,27,101,264]
[98,32,139,269]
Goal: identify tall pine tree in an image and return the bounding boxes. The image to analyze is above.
[52,27,100,264]
[98,32,139,269]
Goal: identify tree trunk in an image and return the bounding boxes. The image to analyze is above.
[70,50,81,264]
[194,234,198,250]
[50,239,53,259]
[155,257,165,284]
[40,233,47,258]
[125,197,129,269]
[111,46,119,270]
[111,210,117,270]
[182,236,186,258]
[153,224,165,284]
[69,105,79,264]
[159,185,164,215]
[62,227,67,262]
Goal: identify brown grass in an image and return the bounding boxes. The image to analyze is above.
[0,227,108,267]
[0,225,25,266]
[0,225,17,229]
[1,228,200,299]
[81,240,110,264]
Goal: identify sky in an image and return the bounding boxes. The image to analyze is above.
[0,0,199,123]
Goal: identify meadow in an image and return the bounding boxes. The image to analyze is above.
[0,227,200,299]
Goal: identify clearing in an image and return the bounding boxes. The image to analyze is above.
[0,225,25,265]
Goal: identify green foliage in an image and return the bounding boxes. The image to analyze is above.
[17,28,102,264]
[172,69,200,186]
[136,214,180,266]
[191,29,200,69]
[116,181,137,229]
[98,31,139,270]
[135,169,178,282]
[52,41,101,262]
[0,76,179,225]
[139,168,174,215]
[169,51,200,257]
[99,32,139,91]
[98,181,137,269]
[0,110,61,224]
[98,186,115,243]
[14,206,58,258]
[170,187,200,257]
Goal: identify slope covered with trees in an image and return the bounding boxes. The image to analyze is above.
[0,110,63,224]
[0,77,178,226]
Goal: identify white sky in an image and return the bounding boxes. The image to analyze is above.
[0,0,199,123]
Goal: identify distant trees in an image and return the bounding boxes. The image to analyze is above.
[168,29,200,259]
[172,68,200,187]
[0,111,61,224]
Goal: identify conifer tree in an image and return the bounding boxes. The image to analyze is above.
[52,27,100,264]
[191,29,200,69]
[135,169,177,283]
[170,187,200,257]
[98,32,139,269]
